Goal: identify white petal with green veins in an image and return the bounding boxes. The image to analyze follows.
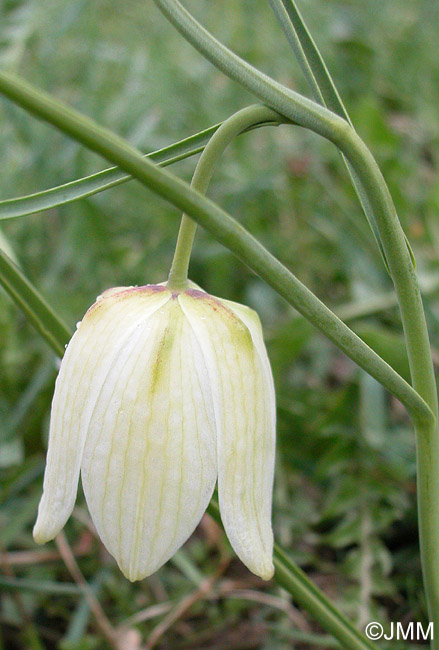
[33,287,171,544]
[220,298,276,433]
[179,292,275,580]
[81,297,217,581]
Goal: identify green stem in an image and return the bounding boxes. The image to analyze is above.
[167,104,283,290]
[342,135,437,417]
[166,216,196,290]
[417,422,439,648]
[0,249,70,357]
[347,136,439,639]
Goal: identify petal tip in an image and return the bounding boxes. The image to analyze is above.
[118,560,152,583]
[243,556,274,581]
[258,561,275,581]
[124,570,140,583]
[32,521,52,545]
[243,553,274,581]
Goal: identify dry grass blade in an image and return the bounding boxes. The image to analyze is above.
[145,558,230,650]
[55,532,119,648]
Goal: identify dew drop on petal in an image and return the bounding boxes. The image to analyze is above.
[76,321,82,329]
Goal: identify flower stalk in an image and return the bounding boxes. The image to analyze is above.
[167,104,283,290]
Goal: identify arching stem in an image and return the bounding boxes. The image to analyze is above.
[167,105,284,290]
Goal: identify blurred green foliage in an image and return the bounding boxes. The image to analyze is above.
[1,0,439,648]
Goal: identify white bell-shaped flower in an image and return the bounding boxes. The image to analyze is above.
[33,283,276,581]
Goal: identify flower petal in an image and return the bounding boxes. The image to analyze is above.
[220,299,276,416]
[33,286,171,544]
[179,291,275,580]
[81,297,217,581]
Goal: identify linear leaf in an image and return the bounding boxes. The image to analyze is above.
[268,0,348,120]
[268,0,416,271]
[0,118,279,221]
[0,576,81,595]
[0,125,219,220]
[0,249,70,356]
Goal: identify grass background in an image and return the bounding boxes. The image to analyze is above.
[1,0,439,648]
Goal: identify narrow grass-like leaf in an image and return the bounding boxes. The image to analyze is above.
[0,576,81,596]
[0,249,70,357]
[0,125,218,220]
[268,0,347,118]
[0,120,277,220]
[268,0,415,272]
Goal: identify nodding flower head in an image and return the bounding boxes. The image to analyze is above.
[34,282,276,581]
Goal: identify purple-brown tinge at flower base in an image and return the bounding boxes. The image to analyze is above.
[33,282,276,581]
